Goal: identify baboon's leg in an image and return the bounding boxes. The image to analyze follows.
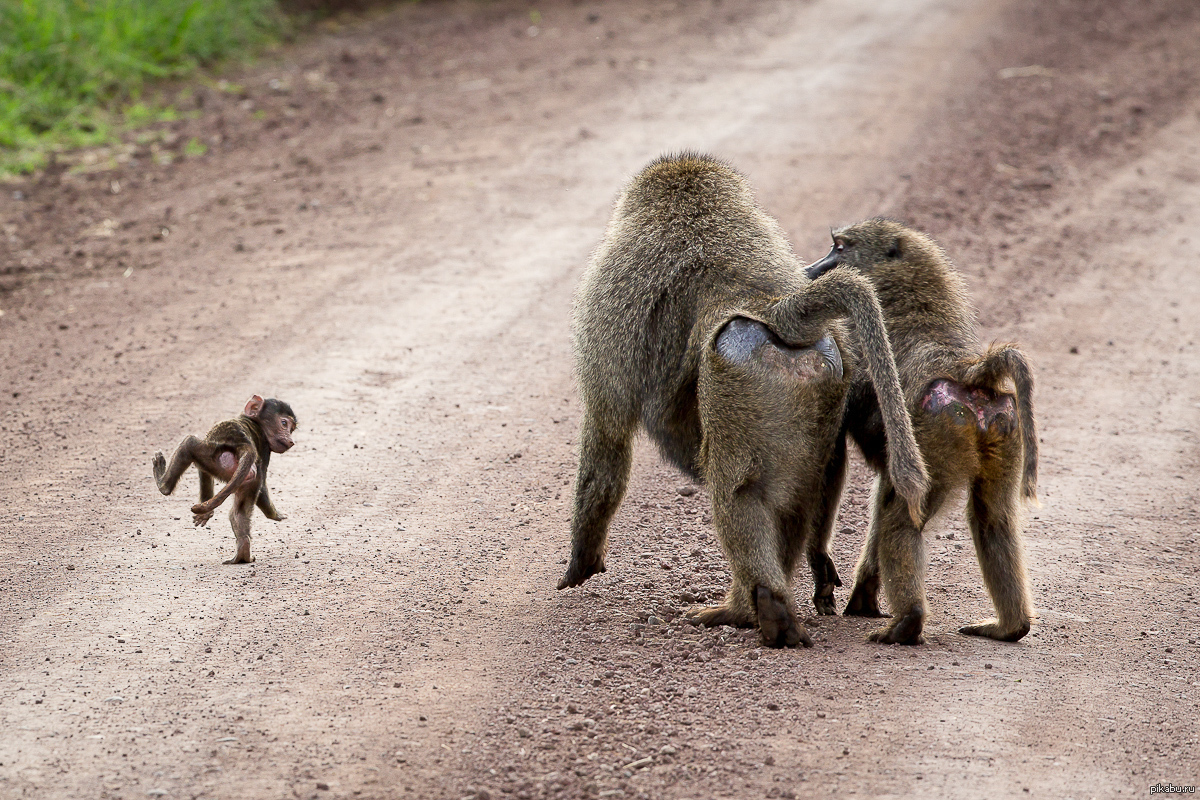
[868,480,928,644]
[844,476,888,618]
[866,479,954,644]
[224,492,256,565]
[558,411,635,589]
[693,487,810,648]
[960,457,1032,641]
[807,435,846,615]
[153,435,216,495]
[194,471,216,527]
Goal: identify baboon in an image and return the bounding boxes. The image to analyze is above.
[557,153,929,648]
[805,218,1037,644]
[153,395,297,564]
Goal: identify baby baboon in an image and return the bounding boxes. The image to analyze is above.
[558,154,928,648]
[806,218,1037,644]
[153,395,297,564]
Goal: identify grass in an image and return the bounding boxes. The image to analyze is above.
[0,0,283,175]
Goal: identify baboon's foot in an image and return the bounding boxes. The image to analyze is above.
[843,579,888,618]
[192,510,214,527]
[223,553,255,565]
[557,553,605,590]
[686,600,755,630]
[152,452,170,494]
[867,608,925,645]
[754,586,812,649]
[960,617,1030,642]
[810,552,842,616]
[192,501,216,516]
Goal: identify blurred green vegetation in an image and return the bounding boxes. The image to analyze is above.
[0,0,283,175]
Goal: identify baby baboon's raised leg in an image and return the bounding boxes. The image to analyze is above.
[155,435,217,496]
[558,413,636,589]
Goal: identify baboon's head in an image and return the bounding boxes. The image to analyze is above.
[806,218,943,279]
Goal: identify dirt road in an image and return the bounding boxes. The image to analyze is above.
[2,1,1198,798]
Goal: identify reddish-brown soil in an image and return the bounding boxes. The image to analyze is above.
[2,1,1198,798]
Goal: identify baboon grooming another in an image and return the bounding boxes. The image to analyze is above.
[557,154,928,647]
[153,395,297,564]
[806,219,1038,644]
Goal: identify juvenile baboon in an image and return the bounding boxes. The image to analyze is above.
[557,153,929,647]
[805,218,1037,644]
[153,395,297,564]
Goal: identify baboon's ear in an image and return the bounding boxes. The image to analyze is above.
[243,395,265,417]
[886,239,902,259]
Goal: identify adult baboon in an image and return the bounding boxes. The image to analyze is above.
[557,154,928,647]
[806,218,1037,644]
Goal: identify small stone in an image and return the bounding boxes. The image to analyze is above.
[517,727,532,738]
[766,702,779,711]
[567,703,580,714]
[985,663,993,669]
[659,744,677,755]
[684,687,698,698]
[646,615,663,626]
[764,755,775,766]
[816,712,826,718]
[676,485,697,497]
[316,782,330,791]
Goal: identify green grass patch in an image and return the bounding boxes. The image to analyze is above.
[0,0,284,176]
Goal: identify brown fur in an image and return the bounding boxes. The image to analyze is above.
[806,218,1037,644]
[153,395,297,564]
[557,155,929,647]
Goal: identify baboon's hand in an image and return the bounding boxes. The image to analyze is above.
[192,510,214,527]
[557,555,605,590]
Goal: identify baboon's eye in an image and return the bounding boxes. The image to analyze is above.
[834,240,845,252]
[886,241,901,259]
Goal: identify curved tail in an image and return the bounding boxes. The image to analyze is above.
[767,270,930,521]
[962,343,1038,502]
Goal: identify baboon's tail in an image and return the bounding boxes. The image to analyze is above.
[768,270,930,522]
[963,344,1038,502]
